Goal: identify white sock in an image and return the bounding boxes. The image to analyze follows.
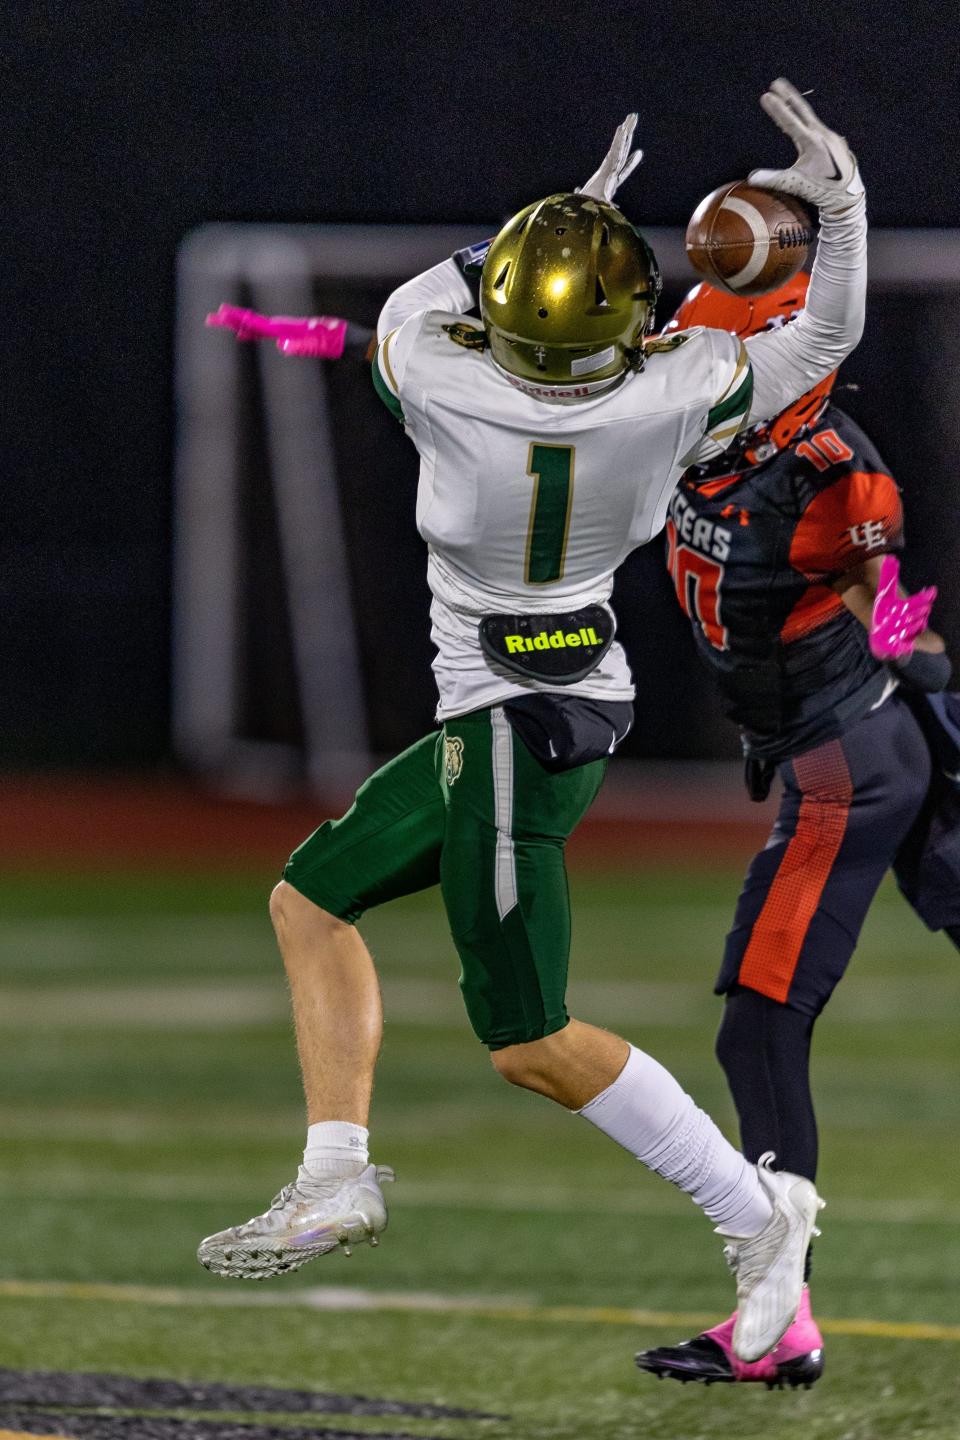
[302,1121,369,1180]
[578,1046,772,1237]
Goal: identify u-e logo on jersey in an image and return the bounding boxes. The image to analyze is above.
[444,736,464,786]
[847,520,887,550]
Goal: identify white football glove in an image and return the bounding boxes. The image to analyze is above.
[749,78,864,215]
[578,113,643,203]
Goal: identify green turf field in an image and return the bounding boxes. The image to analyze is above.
[2,863,959,1439]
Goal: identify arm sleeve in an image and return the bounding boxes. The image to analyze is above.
[744,196,867,422]
[343,320,376,361]
[789,467,904,579]
[689,335,755,464]
[377,256,475,341]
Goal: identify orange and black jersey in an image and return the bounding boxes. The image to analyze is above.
[665,406,904,761]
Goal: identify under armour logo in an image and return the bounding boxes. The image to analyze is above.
[848,520,887,550]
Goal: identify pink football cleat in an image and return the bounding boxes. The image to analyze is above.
[869,554,937,660]
[206,305,348,359]
[635,1287,824,1389]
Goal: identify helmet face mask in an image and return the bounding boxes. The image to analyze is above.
[480,193,661,388]
[664,276,837,464]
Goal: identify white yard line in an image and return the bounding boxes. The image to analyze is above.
[0,1169,955,1226]
[0,1277,958,1344]
[0,979,713,1028]
[2,976,959,1027]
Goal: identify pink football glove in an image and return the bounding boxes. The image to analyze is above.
[206,305,348,359]
[869,554,937,660]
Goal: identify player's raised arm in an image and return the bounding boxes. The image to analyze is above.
[742,80,867,422]
[377,114,644,341]
[376,257,476,341]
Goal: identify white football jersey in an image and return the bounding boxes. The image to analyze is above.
[374,311,751,719]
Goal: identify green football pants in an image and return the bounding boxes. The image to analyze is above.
[282,705,606,1048]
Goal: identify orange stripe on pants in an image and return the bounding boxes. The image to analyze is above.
[738,740,853,1003]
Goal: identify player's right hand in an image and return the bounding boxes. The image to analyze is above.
[578,113,643,204]
[206,305,281,341]
[869,555,937,660]
[206,305,348,359]
[749,78,864,216]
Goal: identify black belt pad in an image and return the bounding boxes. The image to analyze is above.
[479,605,614,685]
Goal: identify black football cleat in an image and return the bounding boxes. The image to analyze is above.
[635,1288,825,1388]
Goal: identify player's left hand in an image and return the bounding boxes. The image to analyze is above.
[749,78,864,216]
[869,555,937,660]
[578,113,643,203]
[206,305,348,359]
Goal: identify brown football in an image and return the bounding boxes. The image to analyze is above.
[685,181,815,297]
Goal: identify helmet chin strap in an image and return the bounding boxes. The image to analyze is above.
[488,355,625,404]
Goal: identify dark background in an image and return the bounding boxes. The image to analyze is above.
[7,1,960,769]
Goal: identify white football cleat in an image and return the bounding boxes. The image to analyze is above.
[197,1163,394,1280]
[717,1153,824,1363]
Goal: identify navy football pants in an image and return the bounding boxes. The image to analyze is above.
[718,694,932,1016]
[715,694,937,1183]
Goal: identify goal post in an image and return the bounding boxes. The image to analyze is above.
[174,223,960,796]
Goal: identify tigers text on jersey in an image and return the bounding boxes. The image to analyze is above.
[664,406,904,760]
[373,310,752,719]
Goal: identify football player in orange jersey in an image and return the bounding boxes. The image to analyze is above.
[635,277,956,1388]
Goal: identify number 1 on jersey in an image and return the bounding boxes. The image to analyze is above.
[525,444,575,584]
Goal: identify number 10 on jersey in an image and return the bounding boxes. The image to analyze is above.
[525,444,575,585]
[666,518,728,650]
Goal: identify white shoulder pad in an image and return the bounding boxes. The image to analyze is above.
[371,310,431,423]
[696,330,753,461]
[377,310,429,393]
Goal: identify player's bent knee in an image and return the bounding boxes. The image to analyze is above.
[715,986,774,1072]
[489,1044,533,1088]
[488,1031,564,1089]
[715,1023,741,1078]
[269,880,348,947]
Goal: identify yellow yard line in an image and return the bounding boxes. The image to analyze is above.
[1,1278,959,1344]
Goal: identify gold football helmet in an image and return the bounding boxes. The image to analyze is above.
[480,193,661,387]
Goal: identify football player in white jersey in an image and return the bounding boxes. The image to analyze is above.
[198,81,865,1367]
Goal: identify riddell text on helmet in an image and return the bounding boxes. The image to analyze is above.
[504,376,594,400]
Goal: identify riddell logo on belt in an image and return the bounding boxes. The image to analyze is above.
[504,627,603,655]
